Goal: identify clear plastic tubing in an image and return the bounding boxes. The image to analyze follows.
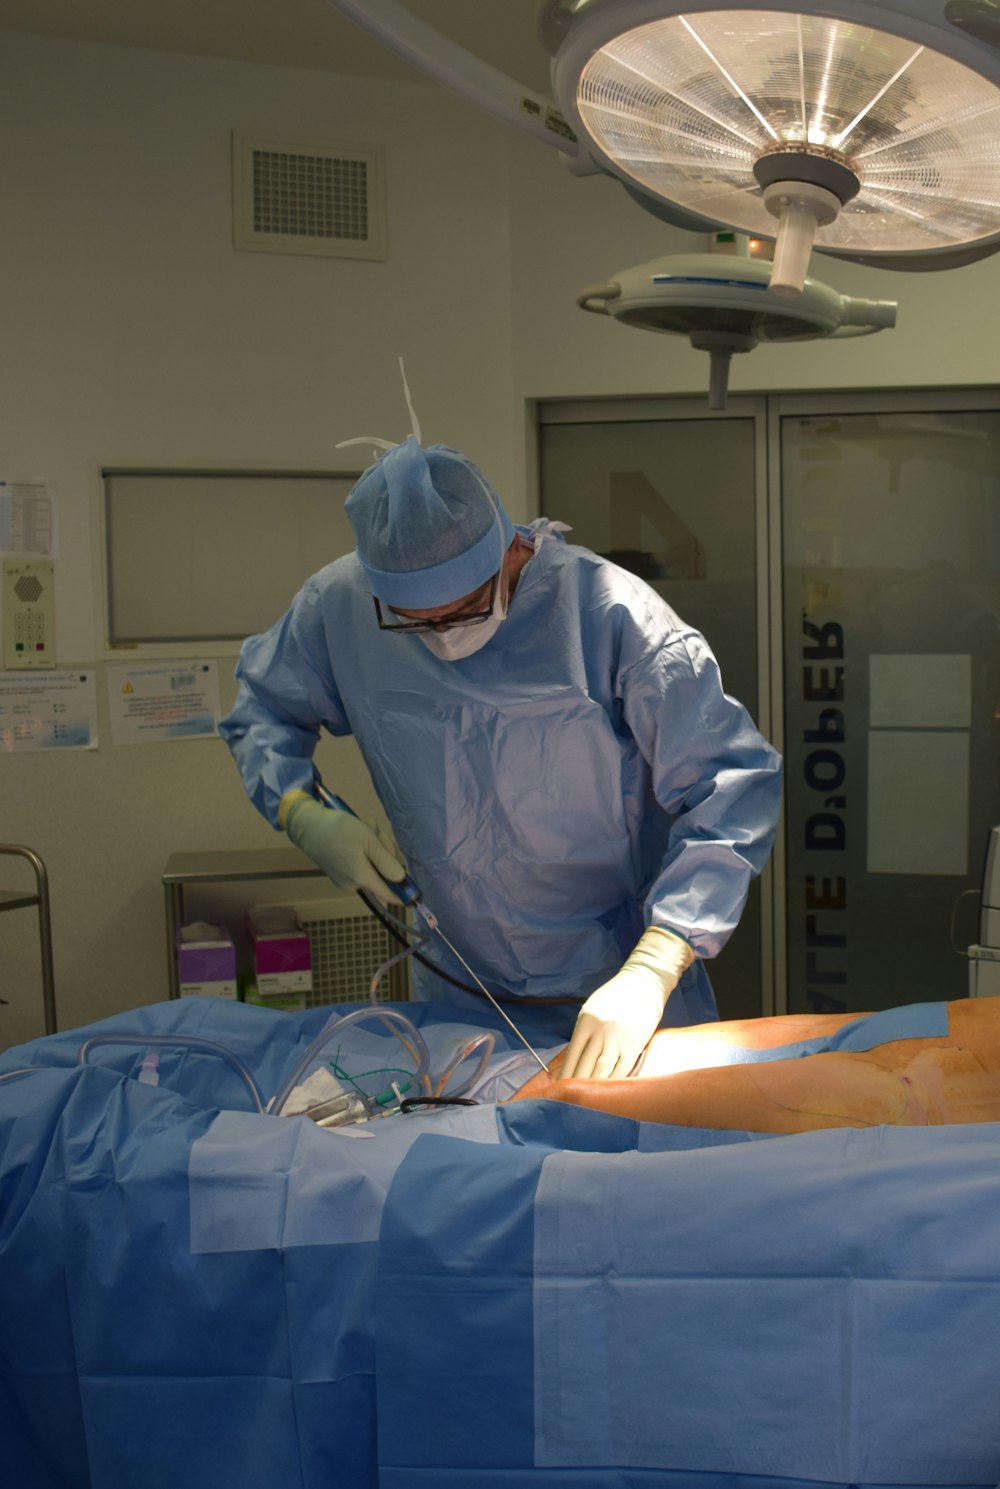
[269,1006,432,1118]
[434,1032,496,1098]
[0,1068,42,1085]
[77,1034,266,1114]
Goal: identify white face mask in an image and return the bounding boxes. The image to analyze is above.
[418,575,509,661]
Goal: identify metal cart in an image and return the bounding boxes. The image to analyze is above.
[0,844,56,1035]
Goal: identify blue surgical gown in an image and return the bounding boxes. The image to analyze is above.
[219,531,782,1023]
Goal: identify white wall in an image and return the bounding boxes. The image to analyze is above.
[0,33,519,1045]
[2,30,999,1046]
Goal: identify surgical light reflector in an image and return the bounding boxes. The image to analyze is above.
[561,9,1000,277]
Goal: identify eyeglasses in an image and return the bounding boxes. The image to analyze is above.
[374,572,499,633]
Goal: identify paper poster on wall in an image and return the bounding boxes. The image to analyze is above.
[0,480,58,557]
[108,662,221,746]
[867,729,969,875]
[0,670,97,751]
[869,654,971,729]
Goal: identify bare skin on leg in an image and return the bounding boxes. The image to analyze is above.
[508,999,1000,1132]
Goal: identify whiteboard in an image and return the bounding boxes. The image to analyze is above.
[103,469,361,644]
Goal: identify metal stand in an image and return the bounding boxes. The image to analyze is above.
[162,848,323,998]
[0,844,57,1035]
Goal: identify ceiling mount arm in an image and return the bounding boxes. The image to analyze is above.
[324,0,580,154]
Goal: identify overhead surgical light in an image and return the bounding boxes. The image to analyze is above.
[578,250,897,406]
[544,1,1000,292]
[328,0,1000,291]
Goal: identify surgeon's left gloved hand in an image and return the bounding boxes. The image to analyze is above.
[561,928,695,1081]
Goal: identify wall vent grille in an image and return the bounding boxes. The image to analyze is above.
[233,130,386,261]
[293,899,410,1006]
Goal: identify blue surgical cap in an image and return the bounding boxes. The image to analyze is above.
[345,438,516,608]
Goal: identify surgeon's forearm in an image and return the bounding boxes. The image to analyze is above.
[219,692,319,825]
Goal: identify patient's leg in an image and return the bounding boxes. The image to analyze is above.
[511,1052,921,1131]
[509,998,1000,1132]
[523,1008,867,1089]
[636,1010,868,1078]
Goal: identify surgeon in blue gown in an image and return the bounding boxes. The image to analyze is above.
[219,437,782,1079]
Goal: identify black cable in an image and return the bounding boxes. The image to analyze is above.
[312,775,551,1004]
[400,1096,479,1112]
[359,888,582,1016]
[358,888,486,998]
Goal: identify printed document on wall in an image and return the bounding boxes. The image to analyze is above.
[0,481,58,557]
[0,671,97,751]
[107,662,220,746]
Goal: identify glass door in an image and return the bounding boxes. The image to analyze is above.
[775,392,1000,1014]
[538,397,771,1020]
[539,388,1000,1021]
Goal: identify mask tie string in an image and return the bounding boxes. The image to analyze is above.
[398,356,422,445]
[336,357,422,465]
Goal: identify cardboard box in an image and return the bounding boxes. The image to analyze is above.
[246,905,313,996]
[244,986,306,1012]
[177,922,238,999]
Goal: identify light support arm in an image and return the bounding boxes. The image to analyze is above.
[836,297,898,332]
[762,181,843,295]
[754,147,861,295]
[324,0,580,155]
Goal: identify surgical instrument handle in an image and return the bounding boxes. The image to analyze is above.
[312,781,423,906]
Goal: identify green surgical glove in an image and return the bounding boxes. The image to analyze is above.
[280,790,407,905]
[561,927,695,1081]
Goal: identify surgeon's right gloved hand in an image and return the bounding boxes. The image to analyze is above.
[279,790,407,905]
[561,927,695,1081]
